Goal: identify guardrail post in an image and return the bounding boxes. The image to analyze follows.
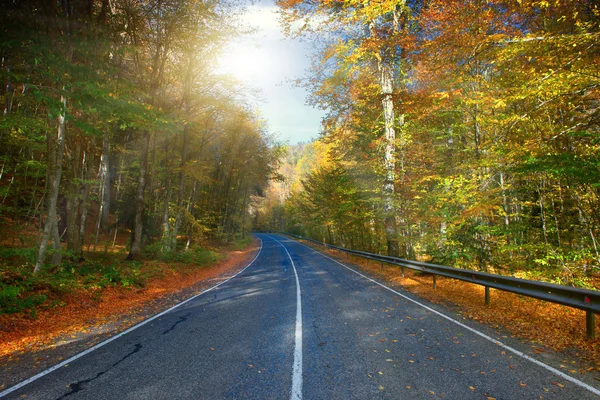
[380,261,384,272]
[485,286,490,306]
[433,274,437,289]
[587,311,596,340]
[401,266,405,278]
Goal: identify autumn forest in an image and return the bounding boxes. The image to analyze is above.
[0,0,599,320]
[258,0,600,288]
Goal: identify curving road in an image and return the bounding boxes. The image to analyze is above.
[2,234,599,399]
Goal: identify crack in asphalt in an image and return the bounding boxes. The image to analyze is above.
[162,313,191,335]
[55,343,143,400]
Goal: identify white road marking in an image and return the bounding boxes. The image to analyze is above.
[0,239,264,399]
[271,236,303,400]
[288,236,600,397]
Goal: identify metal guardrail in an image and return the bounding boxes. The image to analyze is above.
[287,234,600,340]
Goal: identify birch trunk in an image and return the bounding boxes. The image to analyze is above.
[378,58,399,257]
[34,94,67,273]
[99,131,111,230]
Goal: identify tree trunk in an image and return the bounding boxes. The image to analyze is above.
[172,123,188,250]
[127,131,150,260]
[537,178,549,251]
[184,180,197,251]
[34,94,67,273]
[378,58,399,257]
[111,151,125,250]
[66,138,82,254]
[161,176,171,251]
[77,150,89,254]
[99,130,111,230]
[161,136,172,251]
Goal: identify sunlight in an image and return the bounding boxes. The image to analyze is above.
[215,5,280,83]
[216,42,274,83]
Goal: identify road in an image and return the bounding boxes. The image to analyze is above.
[2,234,599,399]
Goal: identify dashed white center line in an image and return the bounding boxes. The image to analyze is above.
[271,237,303,400]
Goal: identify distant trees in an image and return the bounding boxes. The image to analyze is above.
[266,0,600,285]
[0,0,280,271]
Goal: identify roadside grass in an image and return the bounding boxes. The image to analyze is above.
[299,241,600,371]
[229,236,253,251]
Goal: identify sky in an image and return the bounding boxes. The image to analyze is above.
[216,1,325,144]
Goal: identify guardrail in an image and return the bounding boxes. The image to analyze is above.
[287,233,600,340]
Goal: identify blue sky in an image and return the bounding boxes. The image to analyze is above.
[217,1,324,144]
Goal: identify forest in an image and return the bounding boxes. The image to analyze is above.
[0,0,281,273]
[256,0,600,287]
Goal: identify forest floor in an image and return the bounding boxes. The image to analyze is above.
[0,216,261,391]
[296,239,600,377]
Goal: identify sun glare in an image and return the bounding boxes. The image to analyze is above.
[216,42,274,83]
[215,5,280,84]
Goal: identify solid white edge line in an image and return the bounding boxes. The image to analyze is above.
[287,236,600,397]
[0,238,264,399]
[270,236,303,400]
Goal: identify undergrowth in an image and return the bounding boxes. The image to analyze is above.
[0,243,222,316]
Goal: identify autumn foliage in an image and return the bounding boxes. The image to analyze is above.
[267,0,600,286]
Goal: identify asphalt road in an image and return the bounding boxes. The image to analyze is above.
[2,234,599,399]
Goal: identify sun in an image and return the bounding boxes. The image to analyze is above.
[216,41,274,83]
